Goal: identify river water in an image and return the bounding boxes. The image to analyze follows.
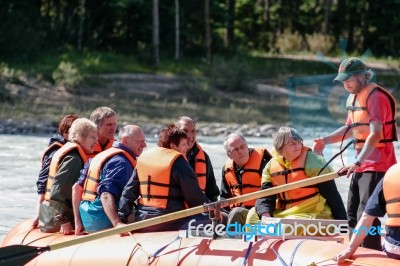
[0,134,369,242]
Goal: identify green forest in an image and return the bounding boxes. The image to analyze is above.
[1,0,399,132]
[2,0,400,60]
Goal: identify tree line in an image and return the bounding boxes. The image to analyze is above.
[1,0,399,62]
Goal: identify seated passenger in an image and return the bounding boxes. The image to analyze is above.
[72,125,146,234]
[118,125,209,232]
[39,118,98,235]
[334,163,400,261]
[246,126,346,226]
[88,106,117,159]
[33,114,79,228]
[220,133,272,226]
[175,116,220,202]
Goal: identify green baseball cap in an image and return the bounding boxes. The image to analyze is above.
[333,57,367,83]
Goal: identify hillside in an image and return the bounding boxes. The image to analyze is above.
[1,56,399,137]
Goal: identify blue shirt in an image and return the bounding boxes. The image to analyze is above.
[365,179,400,246]
[78,141,136,232]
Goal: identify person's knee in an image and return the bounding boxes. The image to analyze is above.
[227,207,248,225]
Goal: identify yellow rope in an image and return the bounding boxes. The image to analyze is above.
[344,259,383,266]
[127,231,152,258]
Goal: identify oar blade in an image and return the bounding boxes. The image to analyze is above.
[0,245,49,266]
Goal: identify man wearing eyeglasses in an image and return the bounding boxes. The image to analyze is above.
[175,116,220,203]
[220,133,272,226]
[72,125,146,234]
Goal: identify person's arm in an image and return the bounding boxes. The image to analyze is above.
[357,121,383,161]
[334,178,385,262]
[33,149,56,227]
[118,171,140,223]
[101,192,124,227]
[98,157,133,227]
[36,150,54,194]
[255,181,276,221]
[255,162,277,220]
[32,194,45,228]
[220,167,232,200]
[333,212,375,262]
[343,121,383,177]
[313,125,351,155]
[174,157,206,207]
[72,183,84,235]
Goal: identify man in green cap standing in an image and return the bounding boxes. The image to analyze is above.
[313,57,398,250]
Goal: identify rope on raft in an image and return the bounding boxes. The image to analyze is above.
[21,226,58,246]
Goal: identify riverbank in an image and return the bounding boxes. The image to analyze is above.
[2,57,398,138]
[0,117,280,138]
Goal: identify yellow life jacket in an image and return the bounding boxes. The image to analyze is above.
[41,142,63,164]
[383,163,400,227]
[45,142,88,200]
[224,148,265,208]
[346,83,397,149]
[88,138,114,159]
[269,146,319,210]
[193,143,207,191]
[138,147,183,209]
[81,147,137,201]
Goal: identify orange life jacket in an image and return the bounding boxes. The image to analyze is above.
[224,148,265,208]
[383,164,400,227]
[193,143,207,191]
[346,84,397,150]
[41,142,63,163]
[45,142,88,200]
[88,138,114,159]
[138,147,183,209]
[81,147,137,201]
[269,146,319,210]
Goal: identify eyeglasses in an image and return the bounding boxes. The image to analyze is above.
[133,138,147,144]
[229,144,247,155]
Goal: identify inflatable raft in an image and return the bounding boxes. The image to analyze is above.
[1,219,398,266]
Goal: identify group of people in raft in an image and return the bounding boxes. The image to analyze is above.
[32,57,400,261]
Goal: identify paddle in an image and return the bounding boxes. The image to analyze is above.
[0,171,339,266]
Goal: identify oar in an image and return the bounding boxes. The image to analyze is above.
[0,172,339,266]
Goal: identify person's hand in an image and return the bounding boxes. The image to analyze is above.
[332,248,354,262]
[338,162,360,178]
[31,216,39,228]
[115,222,128,236]
[312,138,326,156]
[60,222,74,235]
[74,220,85,235]
[260,213,272,225]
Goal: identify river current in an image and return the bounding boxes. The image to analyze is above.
[0,133,368,241]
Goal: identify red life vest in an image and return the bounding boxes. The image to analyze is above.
[223,148,265,207]
[269,146,319,210]
[137,147,184,209]
[383,163,400,227]
[193,143,207,191]
[88,138,114,159]
[45,142,88,200]
[81,147,137,201]
[346,84,397,149]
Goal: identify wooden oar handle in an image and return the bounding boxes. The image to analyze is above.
[50,172,339,251]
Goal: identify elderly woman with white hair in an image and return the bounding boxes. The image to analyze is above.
[39,118,98,235]
[246,126,346,226]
